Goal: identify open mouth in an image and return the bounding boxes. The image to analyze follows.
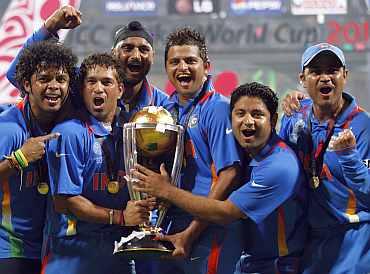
[44,94,61,104]
[176,74,192,85]
[127,62,142,72]
[320,86,333,95]
[93,97,105,109]
[241,129,256,138]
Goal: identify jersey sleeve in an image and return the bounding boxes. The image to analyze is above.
[335,113,370,195]
[203,98,241,174]
[47,122,89,196]
[229,150,301,224]
[6,27,58,88]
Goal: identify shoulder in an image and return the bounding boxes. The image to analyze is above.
[263,142,301,177]
[201,92,230,115]
[152,86,169,98]
[53,116,87,137]
[0,107,25,134]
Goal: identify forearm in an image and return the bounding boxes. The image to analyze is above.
[54,195,122,225]
[0,159,16,181]
[165,185,237,226]
[182,165,241,237]
[336,148,370,193]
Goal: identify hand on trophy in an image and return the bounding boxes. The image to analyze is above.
[155,230,193,259]
[123,199,156,226]
[133,163,174,200]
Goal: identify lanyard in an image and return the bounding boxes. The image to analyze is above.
[16,100,48,192]
[307,110,336,187]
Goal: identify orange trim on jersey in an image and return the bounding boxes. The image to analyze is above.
[210,163,218,190]
[277,206,288,257]
[346,189,357,215]
[40,253,51,274]
[321,164,333,181]
[207,236,222,274]
[185,139,196,158]
[199,91,214,105]
[1,180,11,228]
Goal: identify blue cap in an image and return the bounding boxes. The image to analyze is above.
[301,43,345,71]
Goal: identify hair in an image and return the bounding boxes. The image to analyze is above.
[164,27,208,65]
[15,40,77,97]
[230,82,279,117]
[113,21,153,48]
[79,52,125,87]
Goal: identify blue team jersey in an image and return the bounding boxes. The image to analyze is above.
[0,104,12,113]
[118,78,168,123]
[0,101,48,259]
[280,93,370,228]
[165,76,241,197]
[46,111,130,237]
[229,133,307,273]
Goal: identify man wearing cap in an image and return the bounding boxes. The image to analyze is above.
[280,43,370,273]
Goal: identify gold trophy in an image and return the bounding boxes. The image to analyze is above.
[114,106,184,259]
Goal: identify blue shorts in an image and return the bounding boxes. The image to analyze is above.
[302,222,370,274]
[42,233,133,274]
[157,215,244,274]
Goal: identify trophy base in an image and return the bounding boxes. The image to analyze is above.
[114,230,174,260]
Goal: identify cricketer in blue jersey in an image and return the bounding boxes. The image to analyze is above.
[280,43,370,274]
[132,27,244,274]
[0,41,77,274]
[6,7,167,274]
[44,53,154,274]
[134,82,307,274]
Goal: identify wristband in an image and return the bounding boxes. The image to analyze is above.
[14,149,29,169]
[4,153,21,170]
[109,209,114,225]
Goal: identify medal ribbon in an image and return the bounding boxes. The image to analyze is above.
[16,99,48,193]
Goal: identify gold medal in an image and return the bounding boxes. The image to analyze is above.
[37,182,49,195]
[310,176,320,189]
[108,181,119,194]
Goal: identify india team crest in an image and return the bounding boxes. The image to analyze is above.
[0,0,81,104]
[188,114,198,128]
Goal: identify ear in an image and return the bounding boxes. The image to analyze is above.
[23,80,31,94]
[343,68,348,82]
[204,61,210,76]
[299,72,306,88]
[118,83,124,99]
[271,113,278,130]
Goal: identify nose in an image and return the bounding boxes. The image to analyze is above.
[47,78,60,89]
[131,47,141,60]
[319,72,331,83]
[178,60,188,71]
[243,114,254,128]
[93,81,104,94]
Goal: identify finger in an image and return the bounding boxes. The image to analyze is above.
[37,132,60,142]
[133,186,149,194]
[134,164,154,176]
[160,163,169,177]
[131,169,147,180]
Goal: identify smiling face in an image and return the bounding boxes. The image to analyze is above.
[24,66,70,119]
[165,45,209,103]
[82,65,123,123]
[300,51,347,113]
[113,37,153,86]
[231,96,277,157]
